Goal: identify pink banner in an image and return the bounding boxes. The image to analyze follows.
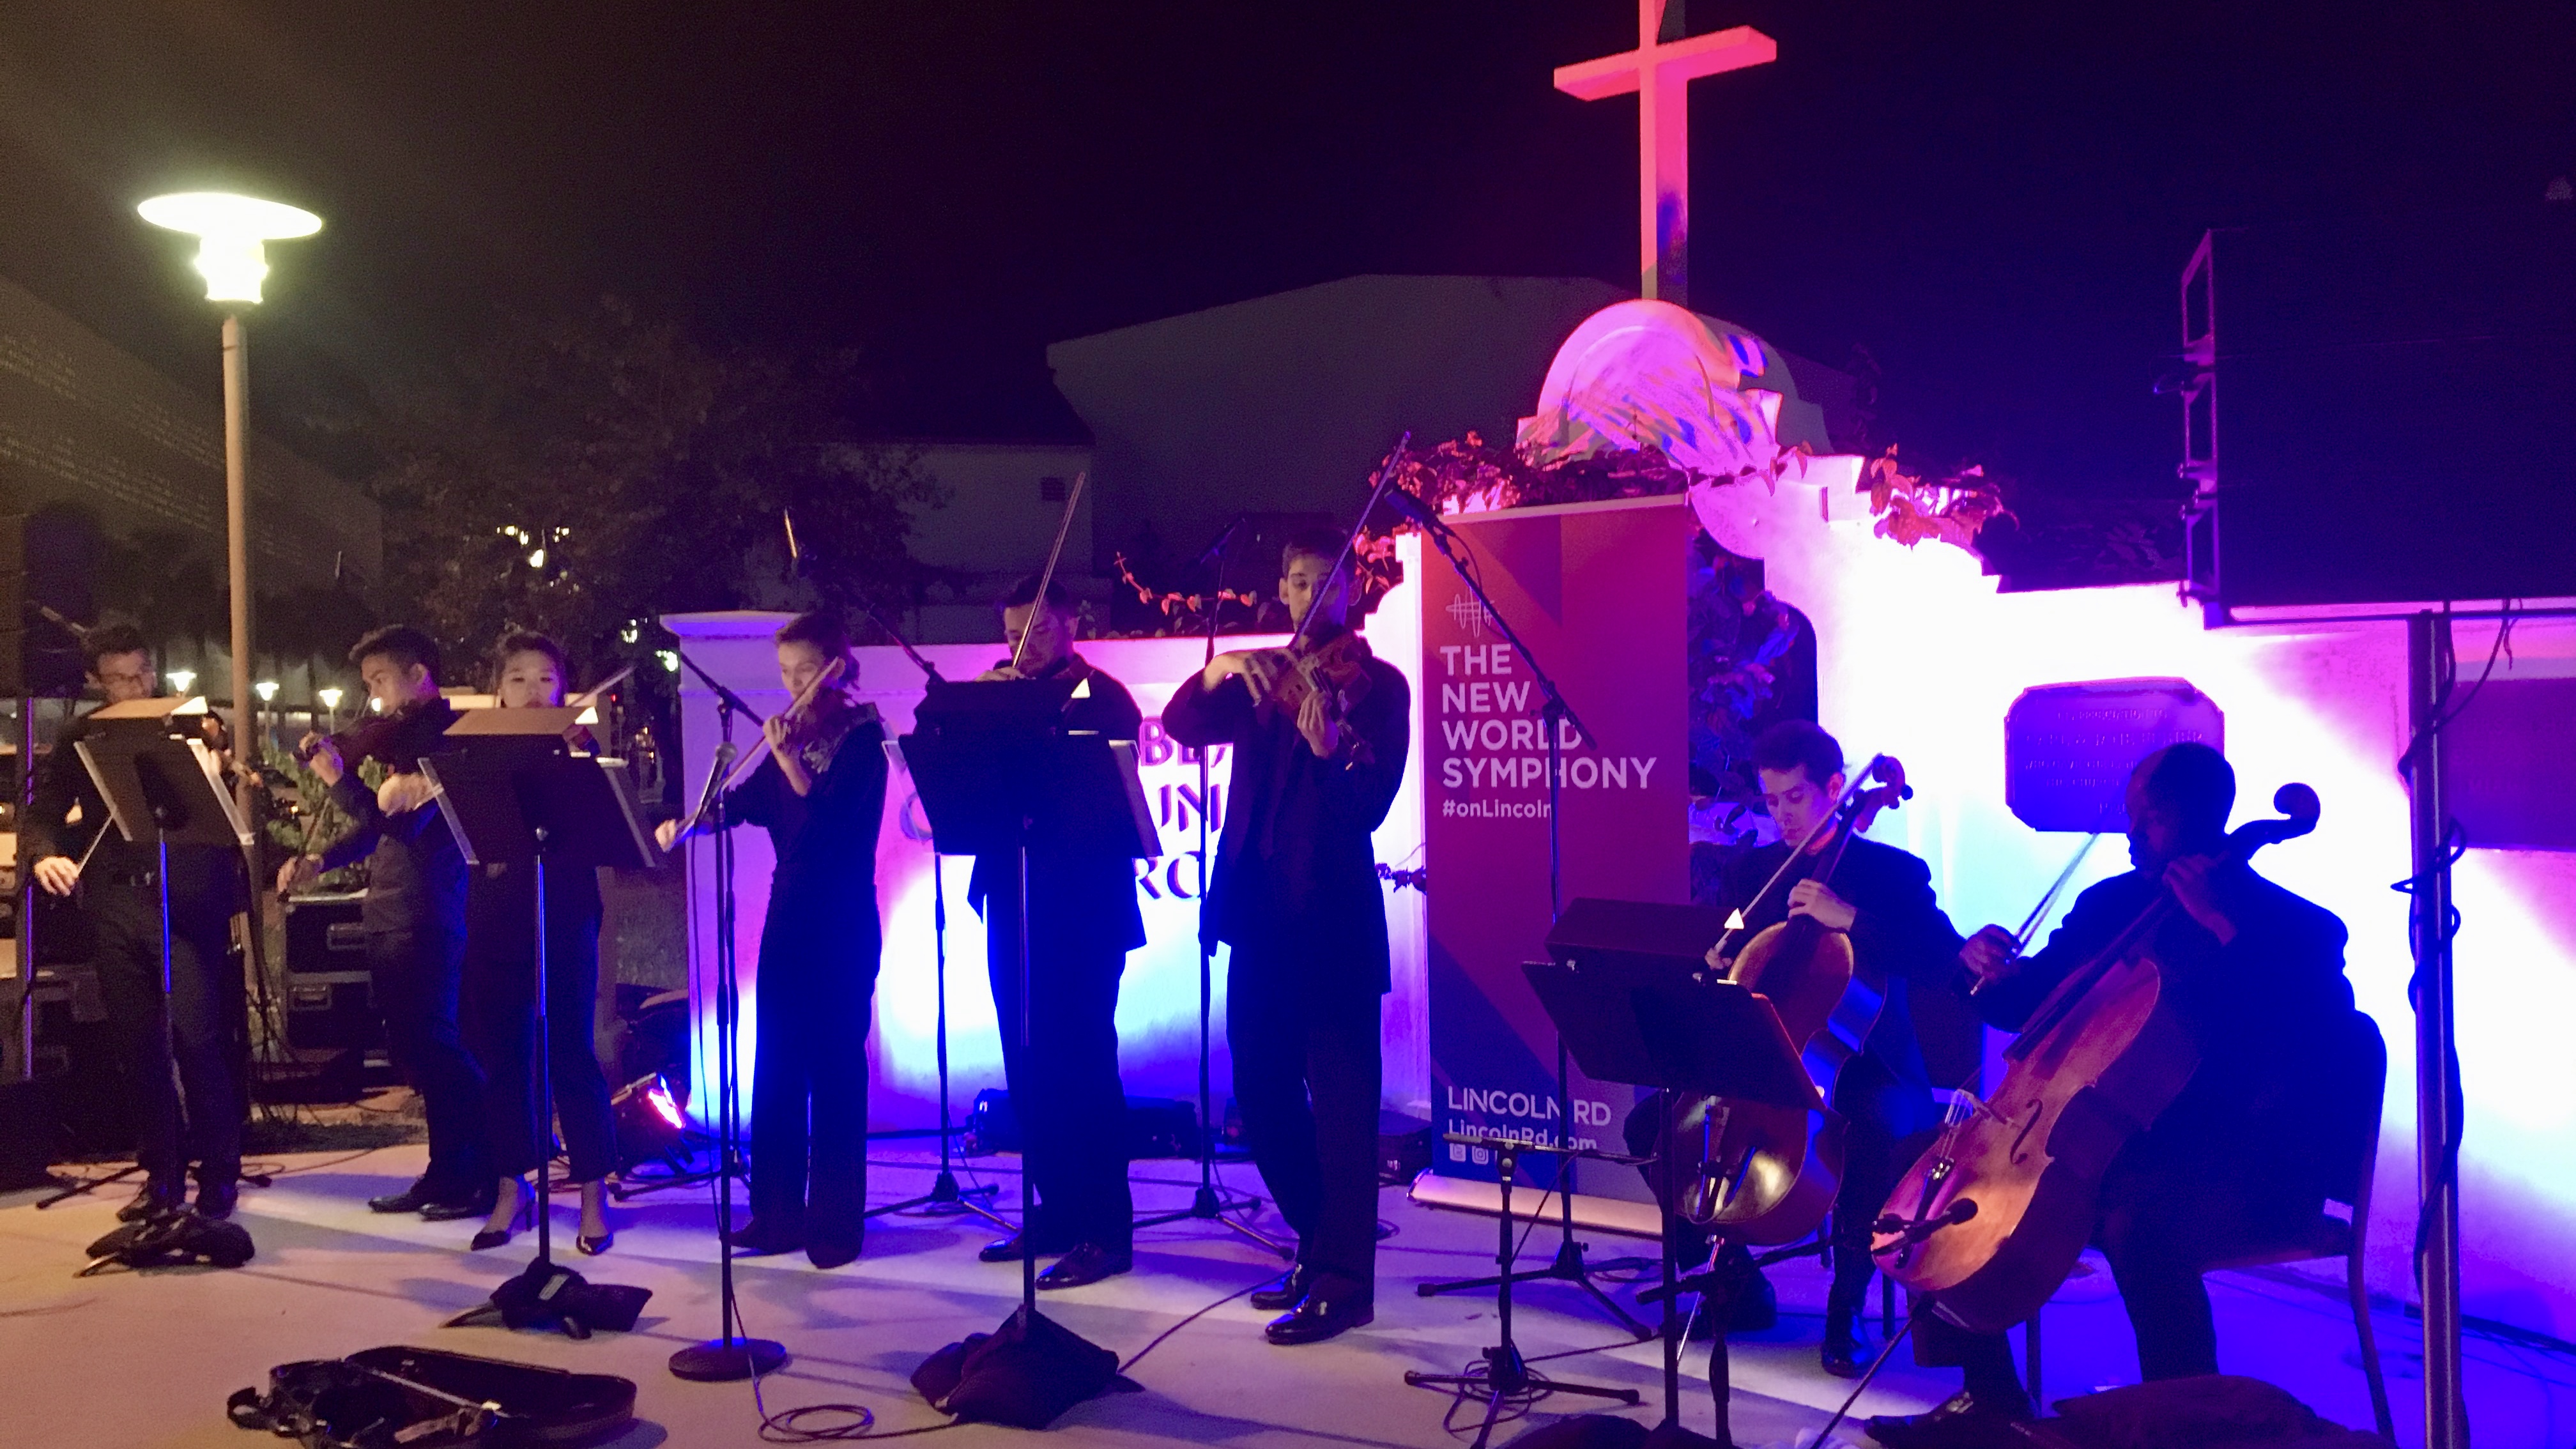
[1422,498,1693,1195]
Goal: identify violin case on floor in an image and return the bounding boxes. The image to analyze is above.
[229,1346,636,1448]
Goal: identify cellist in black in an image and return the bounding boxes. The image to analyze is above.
[1624,720,1965,1377]
[1867,744,2357,1449]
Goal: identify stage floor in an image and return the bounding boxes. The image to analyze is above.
[0,1143,2528,1446]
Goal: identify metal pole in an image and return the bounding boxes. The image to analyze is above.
[2406,610,2466,1449]
[220,315,254,805]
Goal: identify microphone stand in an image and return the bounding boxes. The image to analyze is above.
[861,623,1008,1230]
[666,645,786,1381]
[1405,498,1647,1338]
[1131,516,1287,1255]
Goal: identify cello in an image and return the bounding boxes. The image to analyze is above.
[1669,755,1913,1245]
[1871,782,2321,1333]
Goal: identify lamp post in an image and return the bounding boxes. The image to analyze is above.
[138,192,320,832]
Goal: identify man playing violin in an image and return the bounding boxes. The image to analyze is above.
[967,576,1148,1289]
[1869,742,2356,1448]
[1162,528,1411,1346]
[23,620,249,1221]
[1625,720,1966,1377]
[279,625,490,1222]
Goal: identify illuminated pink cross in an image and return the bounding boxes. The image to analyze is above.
[1555,3,1777,306]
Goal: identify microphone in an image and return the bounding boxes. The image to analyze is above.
[1376,482,1445,532]
[1191,514,1248,571]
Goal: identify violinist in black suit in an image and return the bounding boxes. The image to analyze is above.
[968,577,1147,1291]
[1625,719,1966,1377]
[1868,742,2357,1449]
[24,622,248,1221]
[1162,528,1411,1347]
[282,625,487,1222]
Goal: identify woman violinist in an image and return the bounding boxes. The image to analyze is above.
[461,632,622,1256]
[654,610,888,1269]
[1867,744,2356,1448]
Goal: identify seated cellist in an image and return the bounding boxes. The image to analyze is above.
[1869,743,2358,1448]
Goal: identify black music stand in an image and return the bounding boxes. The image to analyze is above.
[74,704,250,1225]
[1522,914,1823,1449]
[422,712,656,1340]
[900,677,1151,1404]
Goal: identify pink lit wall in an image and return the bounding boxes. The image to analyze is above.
[662,542,1430,1149]
[1694,466,2576,1342]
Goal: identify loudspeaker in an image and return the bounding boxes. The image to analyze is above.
[0,502,102,697]
[2179,208,2576,615]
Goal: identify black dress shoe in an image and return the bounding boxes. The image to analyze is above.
[1248,1264,1315,1312]
[119,1180,187,1223]
[1823,1310,1865,1371]
[1036,1241,1132,1291]
[728,1219,803,1256]
[807,1234,862,1270]
[1864,1390,2034,1449]
[576,1230,614,1256]
[194,1179,240,1222]
[418,1186,500,1222]
[979,1230,1073,1264]
[369,1177,439,1214]
[1263,1287,1374,1346]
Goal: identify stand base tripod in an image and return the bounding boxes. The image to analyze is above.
[1132,1176,1292,1259]
[867,1163,1009,1228]
[1417,1234,1650,1338]
[1406,1345,1639,1449]
[670,1335,789,1382]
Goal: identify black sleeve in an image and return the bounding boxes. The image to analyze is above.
[1082,674,1144,742]
[724,757,785,831]
[1848,850,1967,993]
[20,727,89,864]
[813,721,890,839]
[1162,671,1252,748]
[1967,875,2130,1031]
[1312,662,1409,834]
[320,770,387,871]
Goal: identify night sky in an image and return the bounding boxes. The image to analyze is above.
[3,2,2569,498]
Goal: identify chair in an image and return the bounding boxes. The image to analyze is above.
[2016,1009,2394,1437]
[2200,1007,2394,1439]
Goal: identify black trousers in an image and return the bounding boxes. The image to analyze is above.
[464,937,618,1184]
[986,898,1133,1250]
[1227,937,1383,1294]
[1918,1132,2308,1397]
[369,926,487,1191]
[90,885,241,1189]
[749,890,879,1255]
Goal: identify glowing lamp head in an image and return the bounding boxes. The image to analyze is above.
[165,668,195,694]
[137,192,322,304]
[254,680,280,702]
[317,687,344,710]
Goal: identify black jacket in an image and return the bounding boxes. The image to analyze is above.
[967,654,1149,956]
[726,702,890,911]
[1717,834,1963,1137]
[1160,625,1411,990]
[318,700,470,939]
[23,709,242,921]
[1968,862,2355,1205]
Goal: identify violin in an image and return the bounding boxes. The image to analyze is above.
[1871,782,2321,1333]
[296,698,456,774]
[1666,755,1912,1242]
[1241,436,1409,755]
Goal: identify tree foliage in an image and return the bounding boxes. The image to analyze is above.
[363,298,937,680]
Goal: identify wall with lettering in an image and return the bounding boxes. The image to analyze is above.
[668,543,1430,1136]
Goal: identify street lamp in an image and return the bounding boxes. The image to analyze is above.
[139,190,321,840]
[166,668,197,696]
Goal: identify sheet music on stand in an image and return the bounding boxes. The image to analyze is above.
[74,697,250,850]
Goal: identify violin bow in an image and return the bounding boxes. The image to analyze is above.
[2011,832,2102,952]
[714,656,845,795]
[569,663,633,711]
[1009,472,1087,673]
[1284,434,1411,656]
